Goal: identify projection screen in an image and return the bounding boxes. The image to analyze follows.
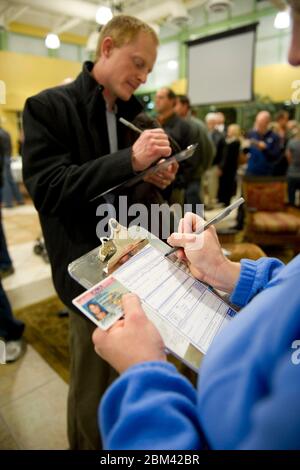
[187,24,258,106]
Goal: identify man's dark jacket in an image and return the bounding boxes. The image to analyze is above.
[22,62,144,309]
[161,113,194,188]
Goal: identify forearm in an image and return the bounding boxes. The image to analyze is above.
[204,258,241,294]
[23,146,134,215]
[100,362,204,450]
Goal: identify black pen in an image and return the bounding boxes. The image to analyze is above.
[119,117,182,153]
[165,197,245,258]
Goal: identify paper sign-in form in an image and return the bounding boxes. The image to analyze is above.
[114,245,235,354]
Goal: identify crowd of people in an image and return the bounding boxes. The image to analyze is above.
[137,92,300,211]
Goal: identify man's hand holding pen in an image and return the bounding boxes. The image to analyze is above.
[131,128,172,172]
[167,212,241,294]
[121,117,178,189]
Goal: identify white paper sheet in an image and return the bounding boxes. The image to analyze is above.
[114,245,235,354]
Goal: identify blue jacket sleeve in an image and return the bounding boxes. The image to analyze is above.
[230,257,284,308]
[100,362,204,450]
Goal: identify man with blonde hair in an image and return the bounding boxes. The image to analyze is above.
[95,15,158,59]
[23,15,176,449]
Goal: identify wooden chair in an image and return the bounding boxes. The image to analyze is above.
[242,176,300,253]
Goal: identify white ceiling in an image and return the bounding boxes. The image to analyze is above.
[0,0,192,36]
[0,0,282,38]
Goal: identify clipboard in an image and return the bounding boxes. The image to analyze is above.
[69,218,236,373]
[90,143,198,202]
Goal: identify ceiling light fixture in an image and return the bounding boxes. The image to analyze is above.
[45,33,60,49]
[274,8,290,29]
[167,60,178,70]
[96,6,113,25]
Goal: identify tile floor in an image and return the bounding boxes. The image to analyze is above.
[2,205,56,309]
[0,346,68,450]
[0,204,68,450]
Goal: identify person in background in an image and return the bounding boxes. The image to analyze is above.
[0,125,24,208]
[91,0,300,450]
[175,95,215,208]
[0,279,25,362]
[205,113,217,140]
[155,88,191,151]
[22,15,175,450]
[215,111,226,136]
[275,110,289,144]
[0,127,14,278]
[246,111,281,176]
[286,124,300,205]
[154,87,193,207]
[217,123,241,206]
[287,119,299,139]
[268,120,280,134]
[0,133,24,361]
[204,112,225,207]
[273,110,289,175]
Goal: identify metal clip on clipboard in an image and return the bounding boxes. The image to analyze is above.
[68,218,166,289]
[99,219,148,274]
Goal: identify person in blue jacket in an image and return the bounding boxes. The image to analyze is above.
[246,111,281,176]
[92,1,300,450]
[92,211,300,450]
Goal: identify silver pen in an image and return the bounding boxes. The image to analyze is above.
[165,197,245,258]
[119,117,143,134]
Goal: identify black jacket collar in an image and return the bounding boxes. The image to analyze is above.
[73,61,142,121]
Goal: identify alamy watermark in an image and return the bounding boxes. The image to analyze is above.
[291,340,300,365]
[95,197,205,250]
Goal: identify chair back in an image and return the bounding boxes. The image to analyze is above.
[242,176,287,212]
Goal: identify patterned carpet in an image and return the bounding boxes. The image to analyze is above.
[15,297,70,383]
